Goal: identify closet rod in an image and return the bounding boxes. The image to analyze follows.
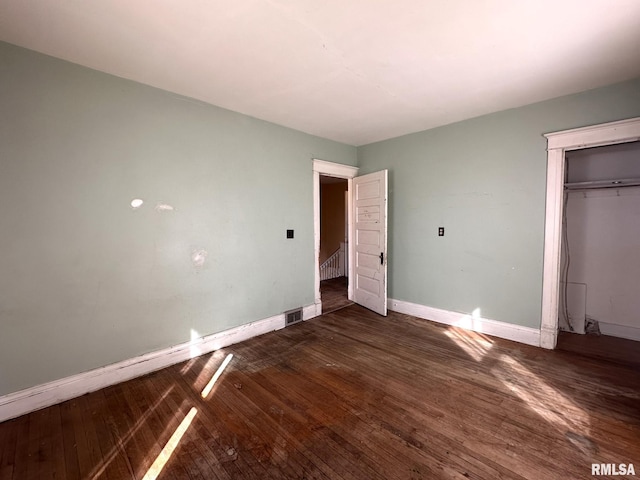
[565,178,640,191]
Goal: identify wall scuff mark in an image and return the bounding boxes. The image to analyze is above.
[191,249,208,267]
[155,203,175,212]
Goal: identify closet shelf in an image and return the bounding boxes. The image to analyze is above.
[564,177,640,190]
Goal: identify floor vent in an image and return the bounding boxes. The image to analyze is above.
[285,308,303,326]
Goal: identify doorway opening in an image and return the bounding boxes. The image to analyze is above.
[319,175,352,314]
[556,141,640,367]
[312,159,358,316]
[541,117,640,351]
[312,159,389,317]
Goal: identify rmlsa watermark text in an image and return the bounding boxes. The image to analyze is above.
[592,463,635,476]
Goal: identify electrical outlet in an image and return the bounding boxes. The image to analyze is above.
[438,227,444,236]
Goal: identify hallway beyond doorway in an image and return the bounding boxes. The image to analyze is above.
[320,276,352,314]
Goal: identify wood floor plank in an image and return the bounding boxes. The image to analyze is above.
[84,389,133,480]
[0,417,17,480]
[300,354,523,480]
[557,330,640,368]
[128,376,191,480]
[47,405,67,480]
[196,348,350,479]
[320,276,353,314]
[296,308,640,476]
[32,407,56,480]
[77,394,109,480]
[214,368,337,480]
[175,363,275,480]
[68,396,102,479]
[25,409,47,480]
[212,383,304,479]
[132,376,194,480]
[245,363,404,480]
[2,304,639,479]
[59,400,81,480]
[10,413,30,480]
[275,338,522,480]
[162,360,260,480]
[110,378,165,479]
[95,384,145,480]
[215,370,340,480]
[143,368,216,480]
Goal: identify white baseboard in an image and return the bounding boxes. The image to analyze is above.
[599,322,640,341]
[539,327,558,350]
[388,298,541,347]
[303,302,322,320]
[0,303,322,423]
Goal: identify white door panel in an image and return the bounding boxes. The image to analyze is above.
[352,170,388,316]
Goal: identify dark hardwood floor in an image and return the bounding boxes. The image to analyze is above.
[1,306,639,479]
[320,277,352,314]
[557,330,640,369]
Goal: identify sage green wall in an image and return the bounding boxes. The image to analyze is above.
[357,78,640,329]
[0,42,356,396]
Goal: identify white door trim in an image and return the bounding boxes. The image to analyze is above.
[313,159,359,312]
[541,117,640,349]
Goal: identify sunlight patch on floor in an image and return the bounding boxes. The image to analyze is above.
[493,354,589,433]
[444,327,493,362]
[201,353,234,398]
[142,407,198,480]
[442,308,494,361]
[192,350,227,389]
[180,357,199,375]
[89,387,174,480]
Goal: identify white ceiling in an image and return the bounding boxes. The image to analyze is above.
[1,1,639,146]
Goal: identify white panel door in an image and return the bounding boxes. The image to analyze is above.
[352,170,388,316]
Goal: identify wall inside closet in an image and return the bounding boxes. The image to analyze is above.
[561,141,640,341]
